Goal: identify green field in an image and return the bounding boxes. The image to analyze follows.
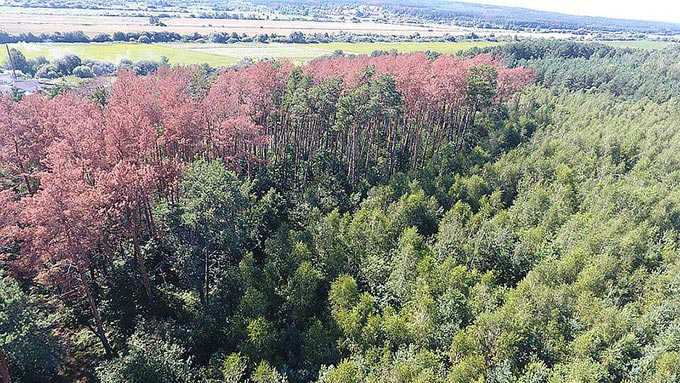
[9,40,674,70]
[10,42,241,67]
[9,41,504,67]
[170,43,327,64]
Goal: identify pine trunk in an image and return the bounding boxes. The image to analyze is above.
[78,266,114,357]
[132,214,155,308]
[204,248,210,306]
[0,348,10,383]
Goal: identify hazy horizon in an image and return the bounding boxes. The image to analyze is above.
[460,0,680,24]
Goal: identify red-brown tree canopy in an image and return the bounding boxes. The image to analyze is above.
[0,53,533,290]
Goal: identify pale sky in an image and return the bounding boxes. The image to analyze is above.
[464,0,680,23]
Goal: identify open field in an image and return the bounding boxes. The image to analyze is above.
[0,6,472,37]
[0,6,591,39]
[10,42,241,66]
[9,41,506,66]
[12,40,673,69]
[174,43,331,63]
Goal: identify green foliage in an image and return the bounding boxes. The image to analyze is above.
[243,317,277,360]
[0,274,62,382]
[252,361,289,383]
[284,260,323,318]
[318,360,363,383]
[495,41,680,102]
[72,64,95,78]
[2,48,31,75]
[329,275,361,314]
[96,330,202,383]
[222,352,248,383]
[157,158,261,314]
[178,158,251,254]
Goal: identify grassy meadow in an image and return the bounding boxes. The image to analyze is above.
[8,40,674,72]
[10,42,240,67]
[8,41,505,67]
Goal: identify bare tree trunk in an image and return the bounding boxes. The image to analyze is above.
[0,348,10,383]
[133,234,155,308]
[78,266,114,357]
[204,248,209,306]
[14,140,33,195]
[133,214,155,308]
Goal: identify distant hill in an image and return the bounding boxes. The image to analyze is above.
[254,0,680,34]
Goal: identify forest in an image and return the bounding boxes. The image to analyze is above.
[2,40,680,383]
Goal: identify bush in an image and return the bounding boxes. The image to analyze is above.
[72,65,95,78]
[35,64,60,79]
[0,274,63,382]
[92,33,112,42]
[53,53,82,75]
[96,331,202,383]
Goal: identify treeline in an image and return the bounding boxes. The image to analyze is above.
[0,29,475,45]
[393,1,680,34]
[253,0,680,35]
[0,53,533,196]
[3,48,170,79]
[478,40,680,102]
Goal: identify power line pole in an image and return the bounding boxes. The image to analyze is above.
[5,44,16,80]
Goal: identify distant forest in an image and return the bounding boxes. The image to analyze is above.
[252,0,680,34]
